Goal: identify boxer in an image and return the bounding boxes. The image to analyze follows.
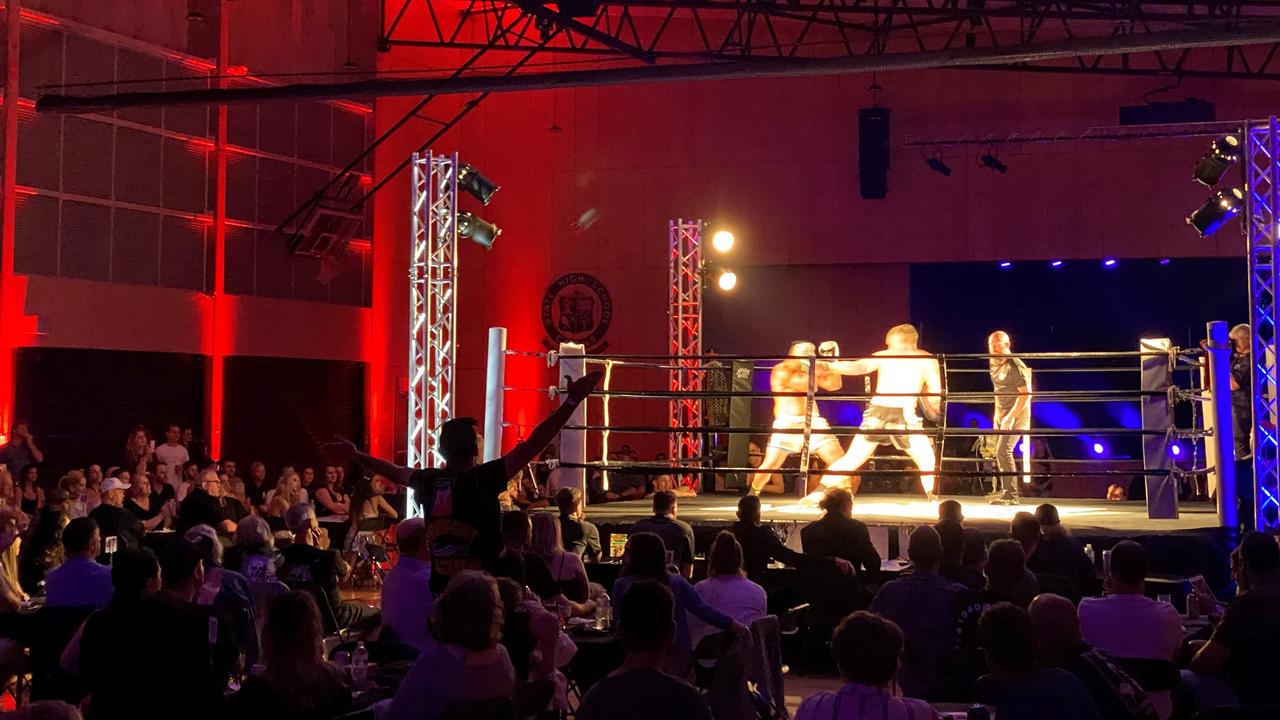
[816,324,942,502]
[749,340,845,495]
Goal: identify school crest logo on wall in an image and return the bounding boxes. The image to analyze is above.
[541,273,612,352]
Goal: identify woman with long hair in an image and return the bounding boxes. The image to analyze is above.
[17,464,42,516]
[122,426,152,475]
[123,474,171,531]
[0,511,27,612]
[0,468,19,517]
[230,590,351,718]
[529,513,589,603]
[311,466,350,516]
[613,532,743,678]
[349,476,398,532]
[690,531,767,643]
[18,499,67,595]
[59,471,97,520]
[264,473,305,533]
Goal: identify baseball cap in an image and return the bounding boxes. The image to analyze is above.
[100,477,131,494]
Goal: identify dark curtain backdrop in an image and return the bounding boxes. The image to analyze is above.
[15,347,206,479]
[221,356,365,477]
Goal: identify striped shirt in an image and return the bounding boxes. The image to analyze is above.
[795,683,939,720]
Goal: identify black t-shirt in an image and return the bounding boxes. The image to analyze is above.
[577,668,713,720]
[280,543,345,613]
[629,515,696,570]
[152,484,177,506]
[1231,351,1251,404]
[1027,534,1096,595]
[1212,582,1280,704]
[176,488,225,534]
[408,459,509,594]
[219,497,248,524]
[990,357,1031,417]
[799,514,882,577]
[125,498,162,522]
[90,503,144,553]
[491,550,562,601]
[245,478,274,509]
[731,520,831,585]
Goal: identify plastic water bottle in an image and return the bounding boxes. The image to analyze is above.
[595,592,611,630]
[351,641,369,688]
[1084,544,1095,568]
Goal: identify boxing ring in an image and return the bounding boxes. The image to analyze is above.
[489,330,1238,530]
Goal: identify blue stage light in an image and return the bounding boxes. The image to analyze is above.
[1103,259,1117,268]
[1050,260,1063,267]
[1092,442,1106,455]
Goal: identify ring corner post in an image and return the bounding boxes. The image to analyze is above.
[1204,322,1239,529]
[558,342,588,501]
[483,327,508,463]
[1141,337,1177,520]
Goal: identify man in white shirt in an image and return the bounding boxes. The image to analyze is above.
[380,518,433,652]
[153,425,189,494]
[1078,540,1181,660]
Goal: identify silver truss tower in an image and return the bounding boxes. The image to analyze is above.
[407,152,458,516]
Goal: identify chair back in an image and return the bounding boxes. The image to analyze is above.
[248,579,290,637]
[285,579,342,636]
[29,605,94,702]
[1034,572,1080,602]
[749,615,788,719]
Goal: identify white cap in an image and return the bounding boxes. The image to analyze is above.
[100,478,131,494]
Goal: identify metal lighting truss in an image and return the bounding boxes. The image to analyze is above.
[669,218,704,488]
[1247,117,1279,531]
[407,151,459,516]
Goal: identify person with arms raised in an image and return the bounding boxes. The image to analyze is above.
[327,370,603,593]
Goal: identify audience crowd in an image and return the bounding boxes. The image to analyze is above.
[0,408,1276,720]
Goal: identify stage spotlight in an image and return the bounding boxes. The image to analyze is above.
[1192,134,1241,188]
[1170,443,1183,458]
[1159,258,1172,266]
[711,230,735,254]
[457,212,501,249]
[458,163,499,205]
[716,269,738,292]
[926,157,952,176]
[1050,260,1063,268]
[979,154,1008,174]
[1103,259,1117,268]
[999,261,1012,269]
[1091,442,1106,456]
[1187,188,1244,238]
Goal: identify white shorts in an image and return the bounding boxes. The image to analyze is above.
[859,405,924,451]
[767,414,838,454]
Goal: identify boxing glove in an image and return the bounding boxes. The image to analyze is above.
[818,340,840,358]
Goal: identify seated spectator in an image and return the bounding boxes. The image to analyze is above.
[605,451,647,500]
[613,532,743,679]
[556,487,601,562]
[176,469,236,535]
[60,471,97,520]
[44,518,112,609]
[508,468,550,510]
[381,518,433,651]
[214,473,248,525]
[18,494,67,595]
[629,490,696,578]
[691,532,766,644]
[0,511,26,612]
[938,499,964,524]
[1029,593,1158,720]
[1078,540,1180,661]
[869,525,967,700]
[956,538,1036,697]
[384,571,517,720]
[279,503,380,632]
[1190,531,1280,705]
[493,511,594,617]
[229,591,351,719]
[577,580,714,720]
[1023,505,1095,595]
[224,515,279,582]
[801,488,881,580]
[734,494,853,586]
[151,462,179,505]
[185,524,257,666]
[176,460,201,502]
[796,611,939,720]
[74,548,162,718]
[18,463,44,517]
[987,538,1038,608]
[0,467,20,517]
[494,577,572,698]
[977,602,1102,720]
[89,476,145,555]
[123,474,173,531]
[128,539,238,719]
[938,518,984,591]
[311,466,350,517]
[529,513,590,602]
[265,470,308,518]
[1008,512,1046,601]
[349,475,398,533]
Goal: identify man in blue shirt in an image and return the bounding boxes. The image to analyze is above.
[45,517,113,609]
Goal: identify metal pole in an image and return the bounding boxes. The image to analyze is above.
[1206,322,1239,529]
[37,25,1280,113]
[483,327,508,463]
[558,343,588,501]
